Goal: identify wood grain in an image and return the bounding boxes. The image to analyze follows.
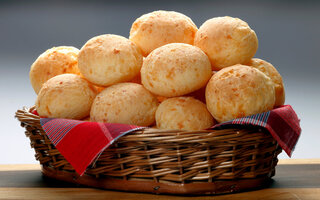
[1,160,320,200]
[278,159,320,165]
[0,164,41,171]
[0,159,317,172]
[1,188,320,200]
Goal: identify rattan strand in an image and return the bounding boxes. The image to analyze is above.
[16,106,281,184]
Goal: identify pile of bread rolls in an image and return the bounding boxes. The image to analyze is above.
[30,10,285,131]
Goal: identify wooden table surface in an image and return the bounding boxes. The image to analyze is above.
[1,159,320,200]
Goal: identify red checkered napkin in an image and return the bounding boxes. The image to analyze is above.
[39,118,143,175]
[39,105,301,176]
[212,105,301,157]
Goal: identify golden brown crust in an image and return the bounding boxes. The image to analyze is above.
[156,97,215,130]
[35,74,97,119]
[205,64,275,122]
[129,10,198,56]
[194,16,258,70]
[130,73,141,84]
[90,83,158,126]
[78,34,143,87]
[141,43,212,97]
[29,46,80,94]
[246,58,285,107]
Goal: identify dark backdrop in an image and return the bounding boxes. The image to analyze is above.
[1,0,319,163]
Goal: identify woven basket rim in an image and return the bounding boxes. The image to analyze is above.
[15,106,282,195]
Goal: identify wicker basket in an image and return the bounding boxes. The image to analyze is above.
[16,107,282,195]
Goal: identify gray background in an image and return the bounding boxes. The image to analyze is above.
[1,0,319,164]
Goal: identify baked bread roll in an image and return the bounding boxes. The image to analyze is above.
[156,96,168,103]
[90,83,158,126]
[95,86,105,93]
[156,97,215,130]
[129,10,198,56]
[246,58,285,107]
[35,74,97,119]
[141,43,212,97]
[130,74,141,84]
[78,34,143,87]
[206,64,275,122]
[188,71,216,103]
[194,16,258,70]
[29,46,80,94]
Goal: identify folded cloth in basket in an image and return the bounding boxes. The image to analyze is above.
[38,105,301,176]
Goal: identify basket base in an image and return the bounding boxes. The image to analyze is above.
[42,166,273,195]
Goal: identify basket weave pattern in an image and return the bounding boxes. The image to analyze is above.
[16,107,282,193]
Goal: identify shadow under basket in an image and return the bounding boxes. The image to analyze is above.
[15,107,282,195]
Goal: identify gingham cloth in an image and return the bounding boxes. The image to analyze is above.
[39,105,300,176]
[212,105,301,157]
[39,118,143,175]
